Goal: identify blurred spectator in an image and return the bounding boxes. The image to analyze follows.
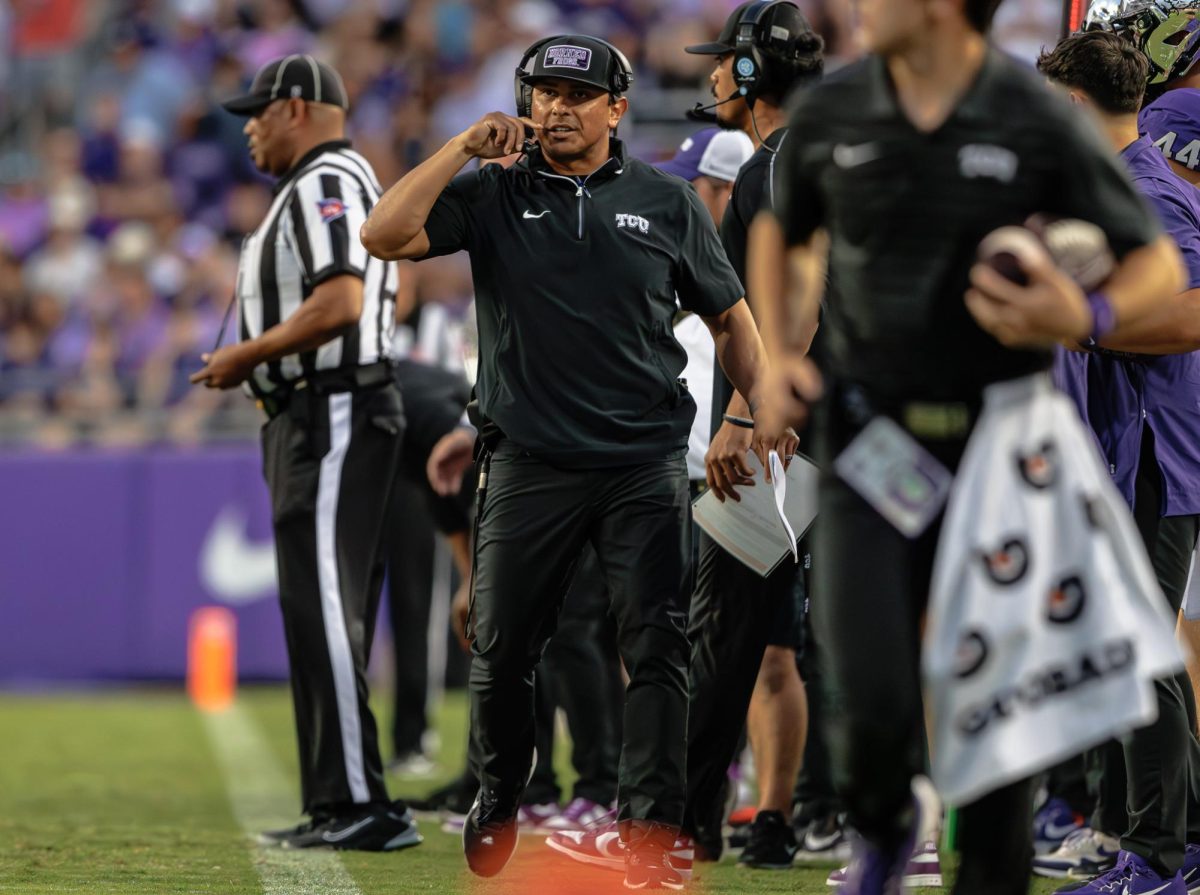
[24,181,103,314]
[0,0,1056,447]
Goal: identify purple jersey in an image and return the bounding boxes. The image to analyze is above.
[1061,136,1200,515]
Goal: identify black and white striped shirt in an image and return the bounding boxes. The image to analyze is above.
[236,140,396,396]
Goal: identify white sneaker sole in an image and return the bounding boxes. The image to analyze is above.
[380,828,424,851]
[624,873,681,887]
[624,878,685,890]
[545,835,625,873]
[1031,865,1074,880]
[544,837,695,881]
[904,873,943,887]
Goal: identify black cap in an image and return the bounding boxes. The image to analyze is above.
[520,35,629,94]
[685,0,812,56]
[222,54,349,116]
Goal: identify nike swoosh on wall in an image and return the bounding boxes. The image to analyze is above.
[199,507,277,603]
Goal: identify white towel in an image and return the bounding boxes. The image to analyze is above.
[923,373,1182,807]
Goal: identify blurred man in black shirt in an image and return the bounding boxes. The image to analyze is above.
[750,0,1183,892]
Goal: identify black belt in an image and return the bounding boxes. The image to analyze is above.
[837,381,980,441]
[258,361,395,420]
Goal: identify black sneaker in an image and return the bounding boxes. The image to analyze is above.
[281,803,423,851]
[256,816,327,847]
[463,790,521,878]
[737,810,797,870]
[624,822,686,891]
[405,774,477,816]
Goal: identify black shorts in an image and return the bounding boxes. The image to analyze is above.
[767,542,808,655]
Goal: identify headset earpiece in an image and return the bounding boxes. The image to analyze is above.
[731,0,803,105]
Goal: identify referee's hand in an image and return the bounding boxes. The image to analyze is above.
[189,345,256,389]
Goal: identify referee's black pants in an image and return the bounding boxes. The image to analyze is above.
[262,382,405,816]
[813,385,1034,895]
[469,441,691,825]
[1089,425,1200,877]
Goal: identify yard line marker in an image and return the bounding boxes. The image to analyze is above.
[203,703,365,895]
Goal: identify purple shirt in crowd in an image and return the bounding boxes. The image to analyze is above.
[1057,136,1200,516]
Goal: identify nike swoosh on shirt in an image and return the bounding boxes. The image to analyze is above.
[523,209,551,219]
[832,142,882,170]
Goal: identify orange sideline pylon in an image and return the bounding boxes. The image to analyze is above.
[188,606,237,711]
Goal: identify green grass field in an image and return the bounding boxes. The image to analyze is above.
[0,686,1065,894]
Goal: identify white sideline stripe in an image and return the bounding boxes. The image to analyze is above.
[315,392,370,804]
[203,703,364,895]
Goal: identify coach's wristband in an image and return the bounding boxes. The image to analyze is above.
[723,414,755,429]
[1086,291,1116,342]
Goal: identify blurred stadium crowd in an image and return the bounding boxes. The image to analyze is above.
[0,0,1057,447]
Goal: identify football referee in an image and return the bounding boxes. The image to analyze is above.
[362,33,802,890]
[191,55,420,853]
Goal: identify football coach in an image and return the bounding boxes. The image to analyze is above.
[361,32,807,890]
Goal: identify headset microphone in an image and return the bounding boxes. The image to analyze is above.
[686,90,743,123]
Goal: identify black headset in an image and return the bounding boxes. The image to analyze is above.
[514,35,634,119]
[731,0,805,105]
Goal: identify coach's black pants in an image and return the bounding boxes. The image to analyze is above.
[262,382,404,816]
[682,535,804,858]
[813,384,1034,895]
[528,544,623,806]
[1089,426,1200,877]
[469,442,691,824]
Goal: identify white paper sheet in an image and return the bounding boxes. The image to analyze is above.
[692,451,818,577]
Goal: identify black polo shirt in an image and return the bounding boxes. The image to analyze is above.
[418,139,743,468]
[710,126,786,437]
[773,49,1161,402]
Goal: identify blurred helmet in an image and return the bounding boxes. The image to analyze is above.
[1103,1,1200,85]
[1083,0,1124,29]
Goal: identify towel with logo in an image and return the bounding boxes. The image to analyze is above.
[923,374,1182,807]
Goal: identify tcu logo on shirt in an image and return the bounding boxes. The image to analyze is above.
[615,213,650,234]
[959,144,1019,183]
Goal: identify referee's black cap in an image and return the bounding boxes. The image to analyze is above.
[222,54,349,116]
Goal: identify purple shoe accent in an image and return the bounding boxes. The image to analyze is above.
[1124,851,1187,895]
[835,839,902,895]
[540,797,614,833]
[516,802,560,834]
[1034,798,1086,855]
[1183,844,1200,894]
